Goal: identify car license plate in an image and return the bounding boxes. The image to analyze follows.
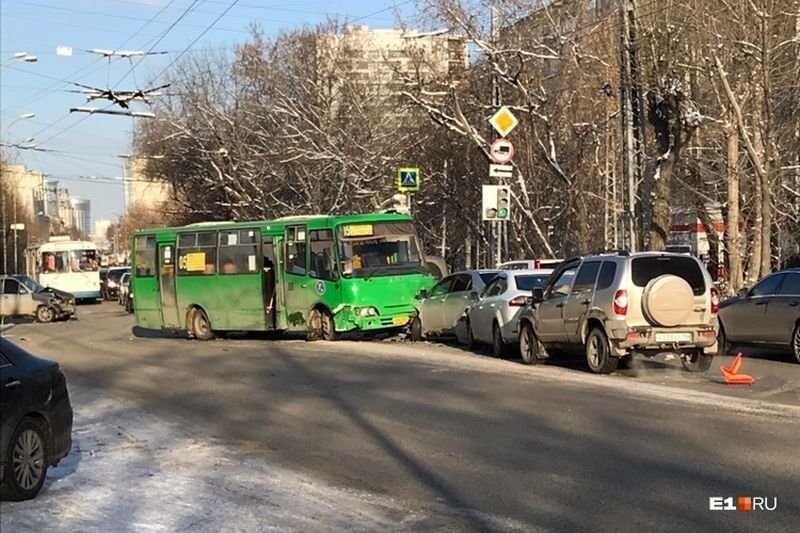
[392,316,409,326]
[655,332,692,343]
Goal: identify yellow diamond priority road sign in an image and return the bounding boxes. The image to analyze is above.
[489,106,519,138]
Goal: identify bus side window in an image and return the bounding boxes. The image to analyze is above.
[285,226,307,276]
[309,229,336,281]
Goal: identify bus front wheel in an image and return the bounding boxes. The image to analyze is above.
[190,308,215,341]
[308,308,336,341]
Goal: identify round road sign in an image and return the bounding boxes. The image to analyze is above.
[489,138,515,164]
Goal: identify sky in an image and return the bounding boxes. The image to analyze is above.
[0,0,417,223]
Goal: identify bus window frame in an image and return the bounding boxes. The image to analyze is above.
[309,229,337,282]
[177,231,219,276]
[218,228,261,275]
[134,235,157,277]
[284,225,308,276]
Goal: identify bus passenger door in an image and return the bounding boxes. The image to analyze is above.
[158,244,181,328]
[262,236,277,329]
[282,226,313,329]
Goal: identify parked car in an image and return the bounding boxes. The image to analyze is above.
[117,272,131,306]
[498,259,563,271]
[101,267,129,301]
[718,269,800,363]
[409,270,500,340]
[518,251,719,373]
[0,338,73,501]
[0,275,76,323]
[465,269,554,358]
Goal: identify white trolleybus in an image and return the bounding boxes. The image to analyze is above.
[25,236,102,301]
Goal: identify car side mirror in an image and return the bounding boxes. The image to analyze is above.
[417,288,429,299]
[469,291,480,301]
[532,287,544,303]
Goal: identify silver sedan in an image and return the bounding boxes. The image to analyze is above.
[410,269,500,340]
[465,269,553,357]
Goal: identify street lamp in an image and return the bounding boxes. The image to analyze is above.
[2,113,35,274]
[2,52,37,68]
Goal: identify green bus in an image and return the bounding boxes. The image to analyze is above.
[130,212,435,340]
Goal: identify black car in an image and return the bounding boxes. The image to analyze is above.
[718,269,800,363]
[0,338,73,501]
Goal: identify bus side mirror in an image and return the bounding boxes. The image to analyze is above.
[532,287,544,303]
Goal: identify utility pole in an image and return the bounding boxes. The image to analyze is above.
[619,0,639,252]
[491,0,502,266]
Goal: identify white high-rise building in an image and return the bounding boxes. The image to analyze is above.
[93,219,112,245]
[70,198,91,236]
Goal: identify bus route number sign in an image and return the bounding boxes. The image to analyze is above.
[343,224,374,237]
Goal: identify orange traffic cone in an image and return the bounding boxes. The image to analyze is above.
[720,353,754,385]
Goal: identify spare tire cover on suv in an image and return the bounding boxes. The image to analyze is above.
[642,274,695,327]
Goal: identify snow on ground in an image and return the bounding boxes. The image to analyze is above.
[0,385,527,532]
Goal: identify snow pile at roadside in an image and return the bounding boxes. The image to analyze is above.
[1,386,524,532]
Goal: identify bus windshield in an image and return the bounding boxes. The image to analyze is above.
[337,221,426,278]
[41,249,98,273]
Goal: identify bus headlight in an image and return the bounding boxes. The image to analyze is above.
[354,306,379,317]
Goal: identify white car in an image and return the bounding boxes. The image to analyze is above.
[465,269,553,357]
[498,259,563,270]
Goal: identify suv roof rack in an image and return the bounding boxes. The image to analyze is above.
[589,249,630,256]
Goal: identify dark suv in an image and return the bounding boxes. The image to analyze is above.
[101,267,129,301]
[517,252,719,373]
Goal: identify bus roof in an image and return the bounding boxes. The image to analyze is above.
[28,240,97,252]
[132,212,414,236]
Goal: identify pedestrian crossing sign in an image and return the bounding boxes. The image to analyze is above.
[397,167,421,192]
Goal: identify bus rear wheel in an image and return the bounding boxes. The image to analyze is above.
[191,308,215,341]
[308,308,336,341]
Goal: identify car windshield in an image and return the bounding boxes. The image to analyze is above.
[108,269,129,282]
[631,256,706,296]
[16,275,44,292]
[515,274,550,291]
[337,222,426,278]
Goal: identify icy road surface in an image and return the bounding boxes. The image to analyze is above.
[0,385,525,532]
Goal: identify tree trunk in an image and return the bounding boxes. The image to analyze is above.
[748,164,763,283]
[753,128,772,276]
[724,119,742,293]
[649,156,674,251]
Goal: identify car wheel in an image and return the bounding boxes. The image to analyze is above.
[0,418,49,501]
[36,306,55,323]
[519,321,545,365]
[792,324,800,364]
[492,322,509,359]
[409,315,423,342]
[585,327,619,374]
[681,349,713,373]
[191,308,215,341]
[466,318,478,350]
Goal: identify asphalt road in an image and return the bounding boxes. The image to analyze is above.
[4,303,799,532]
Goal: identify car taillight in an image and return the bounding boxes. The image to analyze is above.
[534,260,542,269]
[509,296,527,307]
[613,289,628,316]
[55,367,67,387]
[710,287,719,315]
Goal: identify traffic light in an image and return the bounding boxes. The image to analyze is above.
[496,186,510,219]
[481,185,512,221]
